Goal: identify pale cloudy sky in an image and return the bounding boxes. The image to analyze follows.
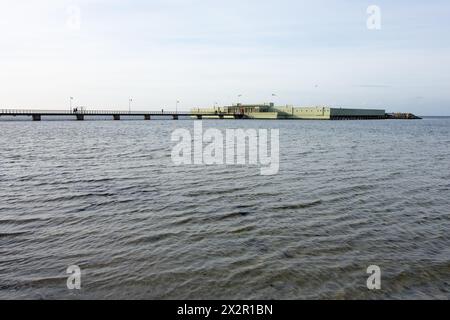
[0,0,449,115]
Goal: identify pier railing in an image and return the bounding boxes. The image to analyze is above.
[0,109,246,121]
[0,109,193,115]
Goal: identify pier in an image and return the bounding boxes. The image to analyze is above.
[0,109,246,121]
[0,108,422,121]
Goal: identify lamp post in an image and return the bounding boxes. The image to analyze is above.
[176,100,180,114]
[237,94,242,105]
[70,97,74,113]
[271,93,277,106]
[129,98,133,114]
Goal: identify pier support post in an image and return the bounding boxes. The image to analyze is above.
[144,114,151,120]
[173,115,179,120]
[32,114,41,121]
[113,115,120,121]
[76,114,84,121]
[196,115,202,120]
[219,114,224,119]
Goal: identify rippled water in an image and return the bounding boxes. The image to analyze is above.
[0,118,449,299]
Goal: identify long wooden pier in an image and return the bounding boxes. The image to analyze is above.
[0,109,246,121]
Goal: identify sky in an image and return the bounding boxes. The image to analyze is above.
[0,0,449,115]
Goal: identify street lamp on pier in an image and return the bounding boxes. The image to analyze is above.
[271,93,278,106]
[70,97,74,113]
[237,94,242,105]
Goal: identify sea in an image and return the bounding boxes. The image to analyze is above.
[0,117,449,299]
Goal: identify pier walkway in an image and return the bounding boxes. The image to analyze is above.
[0,109,246,121]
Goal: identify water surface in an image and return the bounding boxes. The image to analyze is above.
[0,118,449,299]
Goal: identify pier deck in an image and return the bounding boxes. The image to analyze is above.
[0,109,246,121]
[0,109,421,121]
